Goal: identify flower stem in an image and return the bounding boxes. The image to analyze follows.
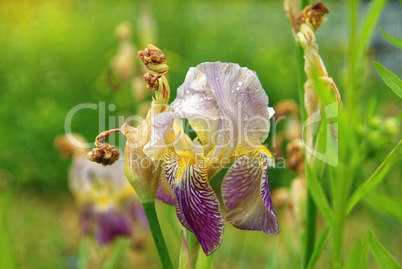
[296,17,317,269]
[103,238,127,269]
[142,202,174,269]
[78,236,90,269]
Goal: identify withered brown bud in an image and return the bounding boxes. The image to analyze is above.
[286,139,305,173]
[296,1,329,30]
[88,129,122,166]
[137,44,169,74]
[274,100,300,119]
[87,144,120,166]
[143,72,163,89]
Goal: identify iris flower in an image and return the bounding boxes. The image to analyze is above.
[144,62,280,255]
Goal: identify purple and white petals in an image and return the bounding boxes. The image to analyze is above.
[195,62,271,151]
[164,151,225,256]
[222,150,280,235]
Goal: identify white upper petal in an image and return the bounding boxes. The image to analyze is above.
[145,62,272,160]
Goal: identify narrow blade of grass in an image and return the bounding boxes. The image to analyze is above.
[307,225,331,269]
[347,139,402,215]
[357,0,387,62]
[379,28,402,48]
[78,237,90,269]
[365,193,402,221]
[306,164,334,224]
[373,61,402,98]
[344,240,368,269]
[179,230,190,269]
[367,230,401,269]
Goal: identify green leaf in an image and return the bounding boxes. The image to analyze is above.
[379,28,402,49]
[367,230,401,269]
[357,0,387,62]
[365,193,402,221]
[194,246,214,269]
[179,230,190,269]
[373,61,402,98]
[345,240,368,269]
[103,238,128,269]
[307,225,331,269]
[347,139,402,215]
[306,164,334,224]
[78,237,90,269]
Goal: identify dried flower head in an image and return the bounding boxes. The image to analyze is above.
[87,129,121,166]
[88,45,172,204]
[137,44,169,74]
[296,1,329,30]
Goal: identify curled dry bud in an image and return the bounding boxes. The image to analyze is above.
[87,129,122,166]
[137,44,169,74]
[143,72,163,89]
[87,144,120,166]
[296,1,329,31]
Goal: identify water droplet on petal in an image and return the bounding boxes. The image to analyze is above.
[186,90,190,94]
[236,87,240,91]
[238,82,243,86]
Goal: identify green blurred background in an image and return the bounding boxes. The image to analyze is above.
[0,0,401,268]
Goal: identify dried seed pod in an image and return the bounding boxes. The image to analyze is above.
[137,44,169,74]
[87,144,120,166]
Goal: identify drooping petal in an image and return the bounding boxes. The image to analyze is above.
[96,209,132,245]
[164,151,225,255]
[222,147,280,235]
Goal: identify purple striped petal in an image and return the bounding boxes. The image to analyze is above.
[164,151,225,255]
[96,210,132,245]
[156,172,176,205]
[222,149,280,235]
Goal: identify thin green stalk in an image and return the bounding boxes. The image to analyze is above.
[186,229,197,253]
[103,238,128,269]
[194,246,214,269]
[142,202,174,269]
[307,225,331,269]
[332,164,349,269]
[295,1,317,265]
[78,236,90,269]
[346,0,358,115]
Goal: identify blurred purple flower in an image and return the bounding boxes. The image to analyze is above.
[70,155,148,245]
